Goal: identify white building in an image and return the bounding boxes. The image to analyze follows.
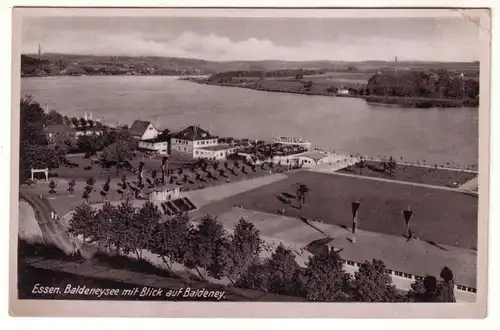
[193,144,240,160]
[138,139,169,155]
[147,184,181,202]
[171,125,239,160]
[129,120,159,140]
[337,88,350,95]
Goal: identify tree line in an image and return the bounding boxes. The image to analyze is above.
[364,70,479,103]
[20,96,143,182]
[68,200,458,302]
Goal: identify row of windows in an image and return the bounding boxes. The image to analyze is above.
[196,140,217,146]
[341,259,476,293]
[195,150,225,157]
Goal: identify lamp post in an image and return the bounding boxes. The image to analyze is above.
[403,206,413,239]
[351,199,361,243]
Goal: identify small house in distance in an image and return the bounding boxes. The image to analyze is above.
[44,123,103,143]
[146,183,182,202]
[171,125,239,160]
[130,120,159,140]
[131,120,170,155]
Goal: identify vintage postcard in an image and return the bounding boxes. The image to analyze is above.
[9,7,490,318]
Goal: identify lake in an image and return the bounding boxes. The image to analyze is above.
[21,76,478,168]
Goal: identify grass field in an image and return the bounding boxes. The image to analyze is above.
[338,161,477,188]
[52,152,195,181]
[199,171,478,250]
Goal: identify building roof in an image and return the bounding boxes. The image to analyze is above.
[173,125,215,141]
[130,120,154,137]
[45,124,77,133]
[198,144,236,151]
[144,183,182,194]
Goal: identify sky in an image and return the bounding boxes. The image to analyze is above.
[21,15,481,62]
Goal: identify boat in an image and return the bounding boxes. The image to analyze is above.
[272,136,312,149]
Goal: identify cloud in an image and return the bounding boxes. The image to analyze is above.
[22,29,479,62]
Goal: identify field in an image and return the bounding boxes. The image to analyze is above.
[31,155,290,215]
[338,161,477,188]
[51,152,194,181]
[199,171,478,250]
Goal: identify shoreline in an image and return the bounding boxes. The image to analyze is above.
[180,77,478,108]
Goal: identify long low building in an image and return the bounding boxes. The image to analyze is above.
[210,207,477,302]
[194,144,240,160]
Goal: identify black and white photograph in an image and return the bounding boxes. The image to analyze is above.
[9,7,490,317]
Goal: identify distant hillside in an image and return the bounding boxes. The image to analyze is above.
[20,53,480,78]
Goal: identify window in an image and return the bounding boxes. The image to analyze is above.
[384,269,393,275]
[347,261,355,266]
[403,273,412,279]
[414,276,423,280]
[457,285,466,291]
[394,271,403,277]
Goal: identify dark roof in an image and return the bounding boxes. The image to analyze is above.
[173,125,215,141]
[130,120,153,137]
[45,125,77,133]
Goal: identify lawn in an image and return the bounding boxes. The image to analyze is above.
[52,152,195,181]
[338,160,477,188]
[32,157,290,215]
[199,171,478,250]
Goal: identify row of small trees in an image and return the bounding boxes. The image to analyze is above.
[68,200,456,302]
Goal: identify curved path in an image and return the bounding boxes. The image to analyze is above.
[20,191,84,257]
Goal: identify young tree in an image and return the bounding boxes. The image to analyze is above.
[68,203,96,243]
[302,247,351,301]
[92,201,117,252]
[100,140,136,174]
[86,176,96,190]
[183,215,229,280]
[82,190,90,203]
[220,218,263,284]
[102,179,110,198]
[131,201,162,259]
[296,183,310,209]
[150,214,192,269]
[108,199,137,256]
[407,275,440,302]
[235,262,270,292]
[351,259,399,302]
[120,174,128,188]
[264,243,303,296]
[438,266,456,302]
[48,180,57,194]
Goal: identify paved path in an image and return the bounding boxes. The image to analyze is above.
[310,170,471,193]
[181,173,289,208]
[368,158,479,174]
[458,176,479,191]
[20,191,88,258]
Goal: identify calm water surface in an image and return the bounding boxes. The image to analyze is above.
[21,76,478,168]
